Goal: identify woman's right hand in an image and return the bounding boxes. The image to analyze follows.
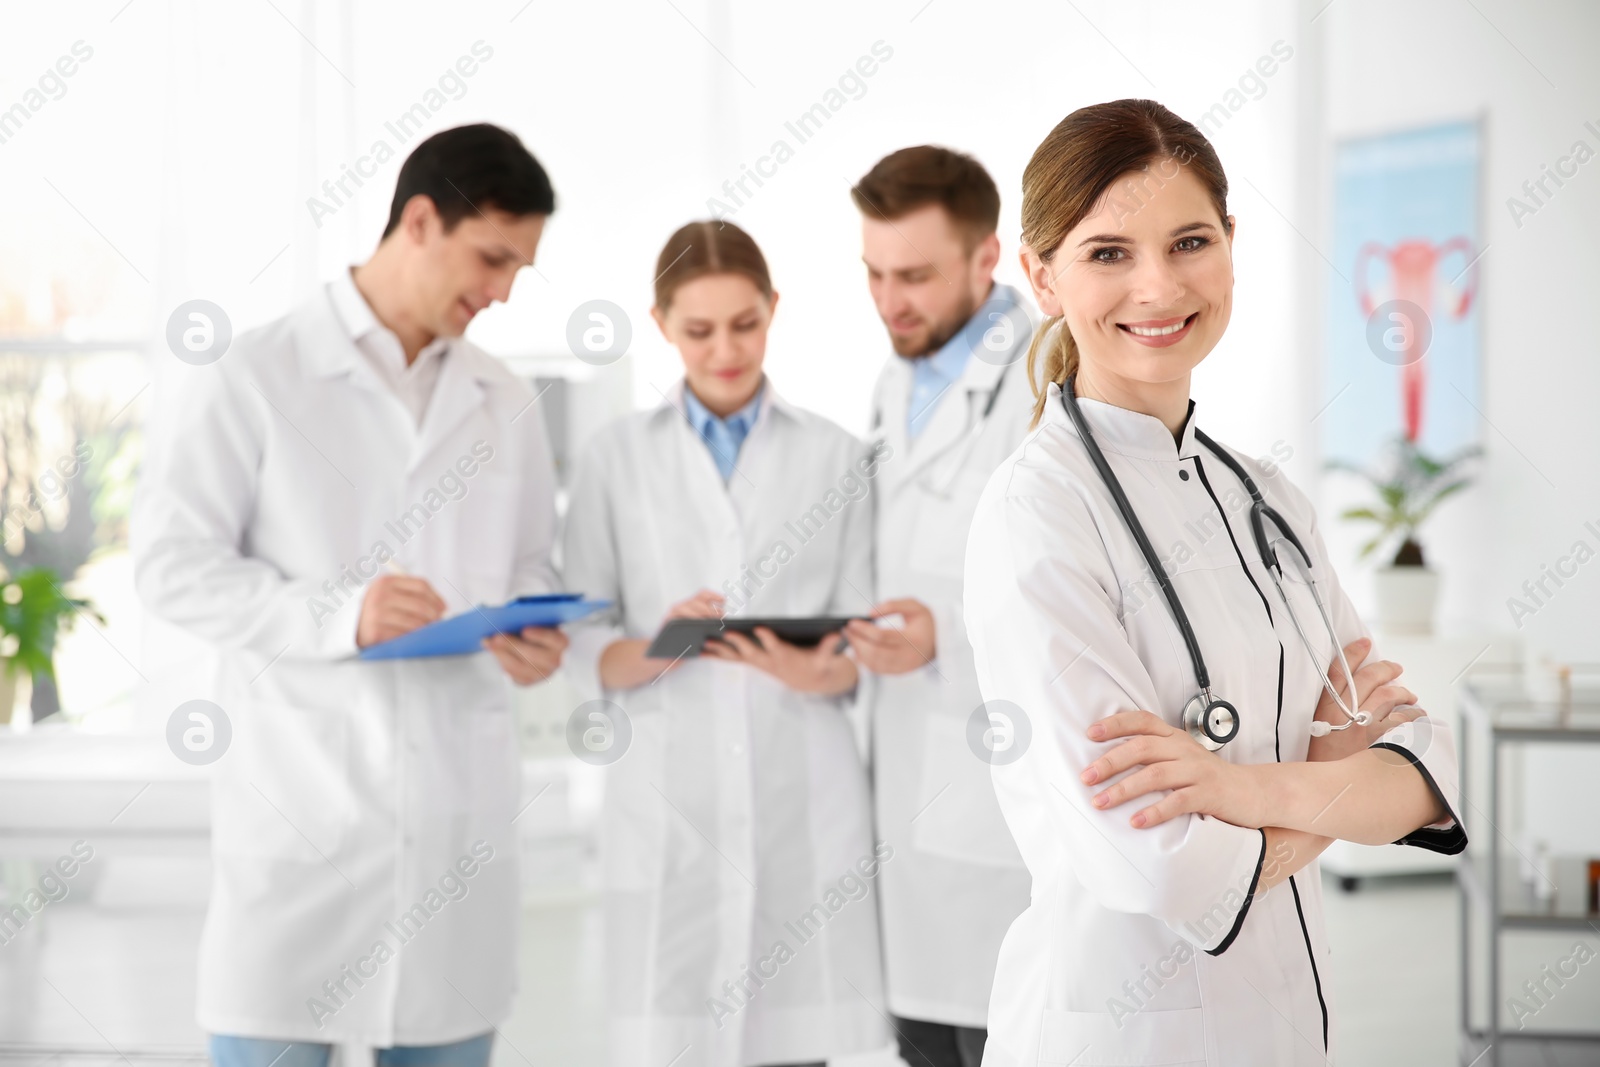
[597,590,730,690]
[644,589,727,681]
[1306,636,1423,762]
[664,589,726,622]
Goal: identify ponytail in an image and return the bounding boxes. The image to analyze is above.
[1025,316,1079,429]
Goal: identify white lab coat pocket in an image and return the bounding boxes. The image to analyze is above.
[909,709,1025,868]
[1039,1006,1206,1066]
[215,702,354,862]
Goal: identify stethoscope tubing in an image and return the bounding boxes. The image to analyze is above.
[1061,374,1213,692]
[1061,374,1367,742]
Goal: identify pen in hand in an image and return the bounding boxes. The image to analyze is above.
[356,559,448,648]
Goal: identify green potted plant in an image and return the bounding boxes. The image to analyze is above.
[1326,436,1479,635]
[0,567,97,726]
[0,354,137,720]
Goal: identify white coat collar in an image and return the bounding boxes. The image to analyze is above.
[326,266,386,345]
[876,282,1025,428]
[290,279,519,474]
[879,282,1030,484]
[655,375,802,431]
[1045,379,1201,461]
[293,279,512,390]
[947,282,1028,394]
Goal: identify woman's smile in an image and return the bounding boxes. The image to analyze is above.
[1117,311,1199,347]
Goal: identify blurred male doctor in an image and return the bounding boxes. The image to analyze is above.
[134,124,566,1066]
[842,146,1035,1067]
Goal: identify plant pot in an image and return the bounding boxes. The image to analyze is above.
[0,669,32,727]
[1373,565,1440,635]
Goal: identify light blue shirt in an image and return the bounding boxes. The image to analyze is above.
[682,382,764,481]
[906,283,1018,438]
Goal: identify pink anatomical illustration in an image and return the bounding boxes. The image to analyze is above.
[1354,237,1479,442]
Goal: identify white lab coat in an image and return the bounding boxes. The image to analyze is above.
[559,380,890,1067]
[866,283,1034,1027]
[963,382,1465,1067]
[133,283,559,1047]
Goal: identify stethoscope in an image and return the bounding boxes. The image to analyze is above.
[1060,375,1369,751]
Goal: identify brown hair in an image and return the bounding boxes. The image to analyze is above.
[850,145,1001,250]
[1021,99,1233,428]
[653,220,773,313]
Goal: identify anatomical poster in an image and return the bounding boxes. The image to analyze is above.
[1325,119,1483,467]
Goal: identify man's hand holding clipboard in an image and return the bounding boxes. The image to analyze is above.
[356,561,602,684]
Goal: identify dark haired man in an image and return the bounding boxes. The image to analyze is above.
[842,145,1036,1067]
[135,123,563,1066]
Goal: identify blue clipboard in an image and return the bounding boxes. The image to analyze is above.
[357,593,612,661]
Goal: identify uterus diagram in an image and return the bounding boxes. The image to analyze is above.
[1354,237,1479,442]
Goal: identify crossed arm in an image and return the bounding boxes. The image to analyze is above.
[1079,636,1450,892]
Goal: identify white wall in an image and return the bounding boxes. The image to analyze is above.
[11,0,1593,700]
[1317,0,1600,661]
[3,0,1314,447]
[695,0,1308,449]
[3,0,1312,724]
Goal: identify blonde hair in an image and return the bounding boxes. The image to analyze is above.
[1020,99,1233,428]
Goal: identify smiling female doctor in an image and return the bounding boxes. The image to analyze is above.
[962,99,1467,1067]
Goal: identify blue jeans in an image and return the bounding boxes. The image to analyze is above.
[209,1032,494,1066]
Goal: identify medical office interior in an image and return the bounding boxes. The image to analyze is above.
[2,0,1598,1064]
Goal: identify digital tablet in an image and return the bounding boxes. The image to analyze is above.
[644,616,866,660]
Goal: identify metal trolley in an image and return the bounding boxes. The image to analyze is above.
[1457,673,1600,1065]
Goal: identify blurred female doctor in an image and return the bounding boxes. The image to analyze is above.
[963,100,1467,1067]
[559,221,890,1067]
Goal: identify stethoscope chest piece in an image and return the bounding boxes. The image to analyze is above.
[1062,374,1370,754]
[1183,692,1240,752]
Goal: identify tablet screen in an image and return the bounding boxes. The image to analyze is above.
[644,616,865,659]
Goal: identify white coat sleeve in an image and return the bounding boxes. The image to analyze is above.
[556,440,626,703]
[1282,476,1467,854]
[507,402,561,599]
[965,487,1268,955]
[132,364,361,660]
